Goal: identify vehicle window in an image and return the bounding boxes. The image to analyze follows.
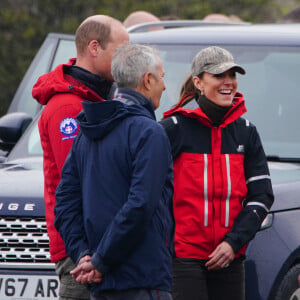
[7,43,300,161]
[27,118,43,155]
[155,44,300,159]
[8,44,55,117]
[7,39,76,119]
[6,40,76,161]
[51,40,76,69]
[156,48,192,119]
[234,46,300,159]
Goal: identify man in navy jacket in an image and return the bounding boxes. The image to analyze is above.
[54,44,174,300]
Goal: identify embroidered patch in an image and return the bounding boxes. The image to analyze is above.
[60,117,78,136]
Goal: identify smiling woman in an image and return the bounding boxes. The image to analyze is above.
[160,46,274,300]
[193,69,239,107]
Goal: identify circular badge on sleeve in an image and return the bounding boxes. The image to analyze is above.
[60,117,78,136]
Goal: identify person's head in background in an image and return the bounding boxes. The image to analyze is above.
[160,15,181,20]
[279,5,300,23]
[203,13,244,22]
[75,15,129,81]
[180,46,245,107]
[203,13,231,22]
[112,44,165,110]
[123,10,162,31]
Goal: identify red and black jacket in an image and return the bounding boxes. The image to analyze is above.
[160,92,274,259]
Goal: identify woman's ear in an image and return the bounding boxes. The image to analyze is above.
[192,76,202,91]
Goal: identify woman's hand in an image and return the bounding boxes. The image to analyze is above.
[205,241,235,270]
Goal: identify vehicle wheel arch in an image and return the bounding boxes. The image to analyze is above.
[268,246,300,300]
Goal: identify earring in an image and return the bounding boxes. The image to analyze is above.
[200,90,204,95]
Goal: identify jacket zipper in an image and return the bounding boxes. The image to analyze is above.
[211,126,218,252]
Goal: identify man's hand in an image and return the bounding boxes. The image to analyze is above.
[205,241,235,270]
[70,255,102,284]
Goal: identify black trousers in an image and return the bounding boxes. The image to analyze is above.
[172,257,245,300]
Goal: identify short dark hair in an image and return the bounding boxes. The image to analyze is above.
[75,20,111,55]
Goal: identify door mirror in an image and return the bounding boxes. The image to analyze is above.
[0,112,32,152]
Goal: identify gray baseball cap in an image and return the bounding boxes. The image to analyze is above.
[191,46,246,76]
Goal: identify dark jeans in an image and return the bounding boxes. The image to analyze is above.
[91,289,173,300]
[172,257,245,300]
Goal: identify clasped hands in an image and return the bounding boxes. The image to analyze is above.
[70,242,234,284]
[70,255,102,284]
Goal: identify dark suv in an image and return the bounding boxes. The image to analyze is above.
[0,23,300,300]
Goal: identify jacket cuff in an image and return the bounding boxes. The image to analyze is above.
[75,250,92,265]
[91,252,110,274]
[224,204,269,254]
[223,234,242,254]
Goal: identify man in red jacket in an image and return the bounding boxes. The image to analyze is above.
[32,15,129,300]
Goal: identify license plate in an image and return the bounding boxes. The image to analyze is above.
[0,275,59,299]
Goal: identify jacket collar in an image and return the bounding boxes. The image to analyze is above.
[163,92,247,127]
[32,58,105,105]
[113,88,156,120]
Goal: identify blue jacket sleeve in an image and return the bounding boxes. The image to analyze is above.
[91,123,173,273]
[54,136,90,263]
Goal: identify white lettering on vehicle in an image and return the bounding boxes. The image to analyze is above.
[0,203,35,211]
[25,203,35,211]
[8,203,18,210]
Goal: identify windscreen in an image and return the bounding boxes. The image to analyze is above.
[8,43,300,161]
[156,44,300,159]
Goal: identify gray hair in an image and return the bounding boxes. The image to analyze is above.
[111,44,160,88]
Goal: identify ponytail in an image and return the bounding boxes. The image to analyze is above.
[176,74,199,107]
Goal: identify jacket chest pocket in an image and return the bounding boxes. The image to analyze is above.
[219,154,247,228]
[173,153,213,230]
